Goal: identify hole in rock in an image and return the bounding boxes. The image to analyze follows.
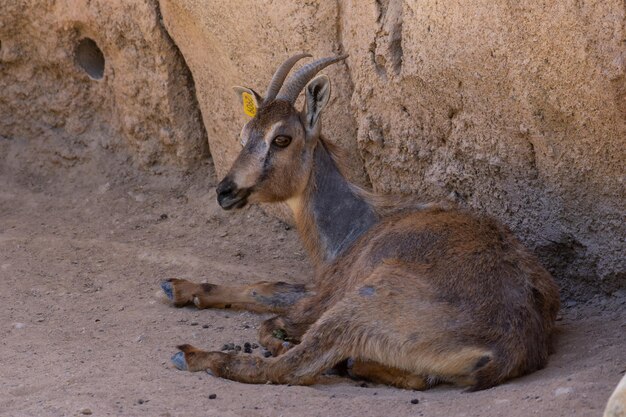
[75,38,105,80]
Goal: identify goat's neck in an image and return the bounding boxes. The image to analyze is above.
[288,141,379,265]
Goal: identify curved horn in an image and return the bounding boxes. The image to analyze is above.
[276,55,348,104]
[264,53,312,103]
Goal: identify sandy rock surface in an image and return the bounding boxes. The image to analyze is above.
[0,0,207,167]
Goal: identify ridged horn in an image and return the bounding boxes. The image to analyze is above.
[276,55,348,104]
[264,53,312,103]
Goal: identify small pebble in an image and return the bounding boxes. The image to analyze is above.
[80,409,92,415]
[202,324,209,329]
[251,343,259,349]
[244,346,252,354]
[244,342,251,349]
[137,399,145,405]
[221,344,229,351]
[263,350,272,358]
[208,394,217,399]
[159,214,168,220]
[411,398,420,404]
[190,322,199,326]
[234,345,242,352]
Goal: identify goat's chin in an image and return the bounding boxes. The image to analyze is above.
[219,197,248,211]
[218,192,251,211]
[238,192,295,208]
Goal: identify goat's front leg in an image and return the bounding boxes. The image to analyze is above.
[170,302,355,385]
[172,332,344,385]
[160,278,311,314]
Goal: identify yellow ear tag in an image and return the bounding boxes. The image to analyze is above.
[242,92,257,117]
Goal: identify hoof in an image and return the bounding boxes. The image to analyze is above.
[160,280,174,301]
[171,351,188,371]
[346,357,356,378]
[346,357,355,369]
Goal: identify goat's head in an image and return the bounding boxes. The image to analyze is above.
[216,54,347,210]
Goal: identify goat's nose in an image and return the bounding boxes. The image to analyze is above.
[216,178,236,200]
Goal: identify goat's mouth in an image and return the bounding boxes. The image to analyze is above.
[217,188,251,210]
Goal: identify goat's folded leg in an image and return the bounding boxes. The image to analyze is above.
[258,315,312,356]
[256,293,330,356]
[171,337,344,385]
[160,278,310,313]
[347,359,429,390]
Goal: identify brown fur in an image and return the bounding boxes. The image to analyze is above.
[167,76,560,390]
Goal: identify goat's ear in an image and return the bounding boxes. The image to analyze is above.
[303,75,331,131]
[233,86,262,118]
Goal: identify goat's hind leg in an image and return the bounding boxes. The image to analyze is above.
[160,278,310,313]
[170,300,429,387]
[170,298,432,387]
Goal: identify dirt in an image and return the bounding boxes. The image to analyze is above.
[1,138,625,417]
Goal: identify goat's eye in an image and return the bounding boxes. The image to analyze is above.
[272,135,291,148]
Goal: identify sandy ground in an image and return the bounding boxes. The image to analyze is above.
[0,138,624,417]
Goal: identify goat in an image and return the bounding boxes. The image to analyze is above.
[161,54,560,390]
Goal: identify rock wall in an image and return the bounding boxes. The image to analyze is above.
[0,0,208,168]
[160,0,625,294]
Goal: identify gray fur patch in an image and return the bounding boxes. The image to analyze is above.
[311,144,379,262]
[252,283,308,308]
[359,286,376,297]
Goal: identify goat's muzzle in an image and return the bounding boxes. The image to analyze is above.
[216,178,251,210]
